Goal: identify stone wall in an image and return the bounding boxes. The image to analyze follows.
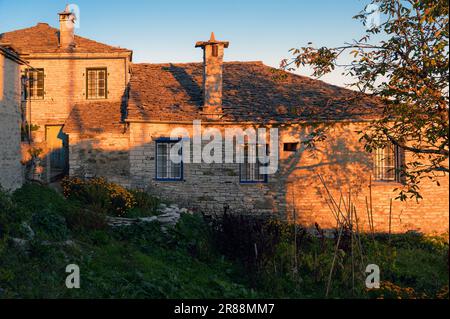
[68,131,130,187]
[0,53,23,190]
[126,121,449,235]
[21,54,131,143]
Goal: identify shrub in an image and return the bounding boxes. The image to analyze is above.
[12,182,68,215]
[129,189,160,216]
[0,188,14,239]
[61,177,135,217]
[169,213,214,261]
[367,281,424,299]
[64,208,107,232]
[31,209,69,241]
[0,187,28,240]
[210,213,300,269]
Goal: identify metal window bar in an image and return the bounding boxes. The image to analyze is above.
[374,144,397,181]
[156,142,182,180]
[240,143,267,182]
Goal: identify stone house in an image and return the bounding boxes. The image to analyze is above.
[0,7,132,182]
[0,45,25,190]
[1,8,448,234]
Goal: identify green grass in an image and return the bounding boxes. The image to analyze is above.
[0,183,256,298]
[0,183,448,299]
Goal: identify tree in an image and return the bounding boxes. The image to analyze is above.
[282,0,449,200]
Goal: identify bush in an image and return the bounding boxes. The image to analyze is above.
[128,189,160,217]
[367,281,424,299]
[12,183,68,215]
[61,177,135,217]
[0,187,27,240]
[169,213,214,261]
[31,209,69,241]
[64,208,107,232]
[0,188,14,239]
[210,213,299,269]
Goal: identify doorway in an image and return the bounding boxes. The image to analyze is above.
[45,125,68,180]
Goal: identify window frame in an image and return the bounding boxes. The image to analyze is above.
[86,67,108,100]
[25,68,45,100]
[283,142,299,152]
[373,143,403,182]
[239,143,269,184]
[155,137,184,182]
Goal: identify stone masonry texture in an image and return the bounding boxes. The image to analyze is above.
[0,51,23,190]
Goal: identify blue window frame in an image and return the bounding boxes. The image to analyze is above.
[155,138,183,181]
[239,144,268,184]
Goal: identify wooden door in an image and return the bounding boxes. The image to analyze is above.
[46,125,68,172]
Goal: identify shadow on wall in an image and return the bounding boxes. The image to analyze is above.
[58,112,450,235]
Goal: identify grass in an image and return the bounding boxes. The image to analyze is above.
[0,182,448,299]
[0,183,256,298]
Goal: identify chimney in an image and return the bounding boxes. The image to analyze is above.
[58,5,76,49]
[195,32,229,118]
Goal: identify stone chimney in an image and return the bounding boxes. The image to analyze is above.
[58,5,76,49]
[195,32,229,118]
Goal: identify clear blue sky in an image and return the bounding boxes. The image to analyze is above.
[0,0,371,87]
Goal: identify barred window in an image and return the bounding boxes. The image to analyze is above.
[239,144,268,183]
[373,143,402,182]
[86,68,107,99]
[155,139,183,181]
[26,68,44,99]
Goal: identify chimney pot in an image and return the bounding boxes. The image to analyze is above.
[58,6,76,49]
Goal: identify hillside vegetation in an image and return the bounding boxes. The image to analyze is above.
[0,180,448,299]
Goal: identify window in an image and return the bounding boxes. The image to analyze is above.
[373,143,402,182]
[25,68,44,99]
[239,144,268,183]
[155,138,183,181]
[283,142,298,152]
[86,68,107,99]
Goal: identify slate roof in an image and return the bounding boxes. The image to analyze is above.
[127,62,384,123]
[64,102,126,135]
[0,23,131,54]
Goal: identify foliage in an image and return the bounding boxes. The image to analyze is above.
[61,177,135,217]
[64,208,107,232]
[21,123,40,142]
[0,184,255,299]
[282,0,449,200]
[210,213,449,298]
[169,213,215,262]
[211,214,313,269]
[31,209,69,241]
[1,184,448,299]
[367,281,423,299]
[127,189,160,217]
[13,182,69,214]
[0,187,16,239]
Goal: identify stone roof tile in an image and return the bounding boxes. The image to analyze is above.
[127,61,384,123]
[64,101,126,135]
[0,23,131,54]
